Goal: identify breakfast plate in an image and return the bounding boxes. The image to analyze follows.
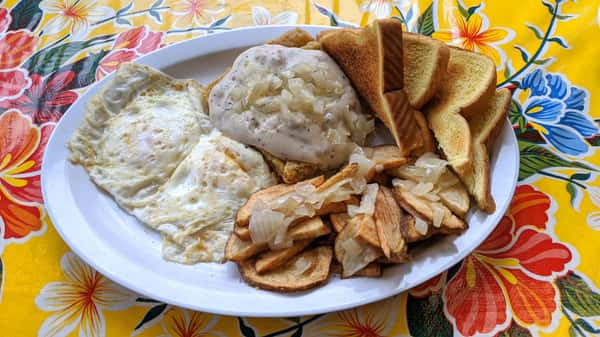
[41,25,519,317]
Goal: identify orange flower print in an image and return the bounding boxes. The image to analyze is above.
[442,185,573,336]
[433,9,513,67]
[304,296,401,336]
[160,307,224,337]
[35,252,136,337]
[0,110,54,241]
[0,8,38,99]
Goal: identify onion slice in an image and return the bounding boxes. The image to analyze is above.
[249,209,285,244]
[347,183,379,217]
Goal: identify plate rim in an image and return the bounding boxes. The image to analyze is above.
[41,24,520,317]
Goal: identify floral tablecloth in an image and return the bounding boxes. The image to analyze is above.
[1,0,599,336]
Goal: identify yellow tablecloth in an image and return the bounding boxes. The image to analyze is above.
[1,0,599,336]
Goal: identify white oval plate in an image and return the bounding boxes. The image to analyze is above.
[41,25,519,317]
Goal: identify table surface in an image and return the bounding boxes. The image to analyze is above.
[1,0,599,336]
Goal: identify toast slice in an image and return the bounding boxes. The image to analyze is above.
[238,246,333,292]
[444,47,496,119]
[461,89,511,213]
[318,20,423,155]
[423,47,493,176]
[426,102,473,176]
[364,145,409,170]
[413,109,436,154]
[402,32,450,109]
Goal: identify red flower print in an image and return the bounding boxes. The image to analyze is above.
[113,26,146,50]
[0,71,78,124]
[0,12,38,101]
[442,185,573,337]
[137,31,162,54]
[410,273,446,298]
[95,49,137,79]
[0,110,54,240]
[0,9,10,32]
[0,30,38,69]
[504,185,551,231]
[0,69,31,98]
[96,26,163,80]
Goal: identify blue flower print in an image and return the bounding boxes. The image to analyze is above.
[519,69,598,156]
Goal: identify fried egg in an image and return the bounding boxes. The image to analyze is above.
[69,63,275,263]
[139,130,275,263]
[69,63,211,211]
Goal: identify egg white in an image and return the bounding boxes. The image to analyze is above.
[69,63,275,263]
[69,63,211,212]
[139,130,275,263]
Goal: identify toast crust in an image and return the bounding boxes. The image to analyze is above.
[461,89,511,213]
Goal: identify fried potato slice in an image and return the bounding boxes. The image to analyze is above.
[234,224,251,240]
[287,217,331,240]
[331,262,382,278]
[389,167,470,218]
[316,163,359,193]
[374,186,407,262]
[330,213,351,233]
[438,175,470,218]
[255,239,313,273]
[317,195,359,216]
[365,146,409,169]
[392,187,467,237]
[334,215,382,278]
[235,216,331,242]
[398,214,423,243]
[361,146,408,181]
[354,214,380,248]
[237,176,324,227]
[238,246,333,292]
[397,212,458,243]
[369,172,391,185]
[225,234,268,262]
